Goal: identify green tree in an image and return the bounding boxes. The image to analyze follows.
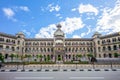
[14,54,19,61]
[114,53,119,58]
[14,54,19,70]
[25,54,32,62]
[9,53,16,62]
[76,54,82,61]
[36,54,43,62]
[87,53,93,61]
[58,56,61,61]
[47,55,50,62]
[0,53,4,62]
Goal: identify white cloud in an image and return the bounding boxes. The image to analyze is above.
[55,13,63,19]
[78,4,98,15]
[19,6,30,12]
[22,28,36,37]
[71,8,77,11]
[59,16,63,19]
[80,33,86,37]
[80,26,91,37]
[22,29,31,36]
[56,13,60,17]
[96,0,120,33]
[2,8,14,17]
[35,17,84,38]
[61,17,84,34]
[35,24,56,38]
[2,8,17,21]
[73,35,81,38]
[47,4,60,12]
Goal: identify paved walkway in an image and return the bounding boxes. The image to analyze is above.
[1,64,120,70]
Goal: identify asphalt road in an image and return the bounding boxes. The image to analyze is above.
[0,70,120,80]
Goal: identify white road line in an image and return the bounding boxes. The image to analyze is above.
[69,77,104,80]
[15,77,54,80]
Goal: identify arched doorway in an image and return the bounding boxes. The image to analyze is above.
[108,53,112,58]
[57,55,61,61]
[103,54,107,58]
[5,54,9,59]
[99,54,101,58]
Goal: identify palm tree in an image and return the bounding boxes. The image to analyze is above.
[47,55,50,62]
[0,53,4,69]
[0,53,4,63]
[36,54,43,62]
[9,53,16,62]
[87,53,93,61]
[25,54,32,62]
[36,54,43,69]
[76,54,82,61]
[21,54,26,70]
[14,54,19,70]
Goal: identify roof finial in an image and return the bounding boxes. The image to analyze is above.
[56,24,62,29]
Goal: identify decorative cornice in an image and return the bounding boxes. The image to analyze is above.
[0,32,16,39]
[25,38,53,41]
[0,31,120,40]
[100,32,120,39]
[65,38,93,41]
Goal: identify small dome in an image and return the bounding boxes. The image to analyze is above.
[54,24,64,37]
[17,32,24,35]
[94,32,100,35]
[57,24,62,29]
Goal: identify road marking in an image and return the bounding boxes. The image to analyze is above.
[15,77,54,80]
[69,77,104,80]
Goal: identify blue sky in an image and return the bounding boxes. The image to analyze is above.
[0,0,120,38]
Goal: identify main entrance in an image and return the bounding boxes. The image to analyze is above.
[55,54,64,64]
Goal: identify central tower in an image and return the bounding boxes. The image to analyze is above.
[53,24,65,63]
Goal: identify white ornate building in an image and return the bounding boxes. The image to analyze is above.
[0,24,120,62]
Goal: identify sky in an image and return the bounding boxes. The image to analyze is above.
[0,0,120,38]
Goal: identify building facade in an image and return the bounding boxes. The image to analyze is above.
[0,24,120,62]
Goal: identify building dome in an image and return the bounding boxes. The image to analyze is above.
[16,32,25,38]
[17,32,24,35]
[54,24,64,37]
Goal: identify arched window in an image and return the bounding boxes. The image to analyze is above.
[103,54,107,58]
[99,54,101,58]
[11,47,15,51]
[51,48,53,52]
[51,55,53,59]
[108,46,111,51]
[118,37,120,41]
[65,55,68,59]
[69,55,71,59]
[69,48,71,52]
[103,46,106,51]
[0,45,3,49]
[48,48,50,52]
[6,46,9,50]
[17,40,20,45]
[0,38,4,41]
[112,38,116,42]
[108,53,112,58]
[5,54,8,59]
[113,45,117,50]
[98,47,101,52]
[97,41,100,44]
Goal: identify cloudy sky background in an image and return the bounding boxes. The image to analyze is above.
[0,0,120,38]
